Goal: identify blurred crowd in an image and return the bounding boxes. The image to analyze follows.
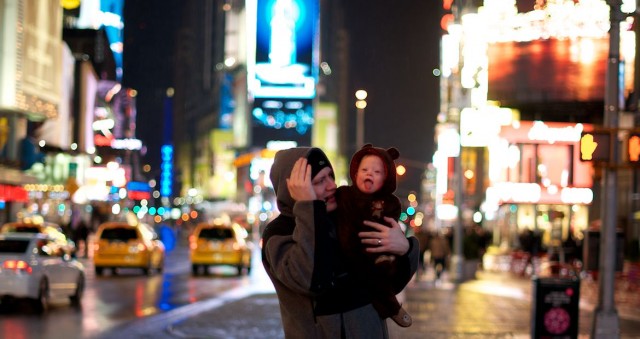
[413,224,491,280]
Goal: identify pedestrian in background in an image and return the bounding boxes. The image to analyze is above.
[262,147,419,338]
[70,204,90,258]
[74,219,89,258]
[414,229,430,276]
[429,231,450,281]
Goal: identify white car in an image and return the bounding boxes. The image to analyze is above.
[0,233,85,312]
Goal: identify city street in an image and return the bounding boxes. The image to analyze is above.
[0,240,255,339]
[1,232,638,338]
[3,3,640,338]
[100,256,640,339]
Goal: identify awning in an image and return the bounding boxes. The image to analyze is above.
[0,166,38,185]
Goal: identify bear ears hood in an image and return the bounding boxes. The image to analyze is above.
[349,144,400,194]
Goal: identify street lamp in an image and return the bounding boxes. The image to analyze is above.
[355,89,368,148]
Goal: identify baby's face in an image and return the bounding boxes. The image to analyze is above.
[355,155,385,194]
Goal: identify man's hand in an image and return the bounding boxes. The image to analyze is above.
[359,217,410,256]
[286,157,317,201]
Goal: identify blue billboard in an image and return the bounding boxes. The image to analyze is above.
[250,0,319,99]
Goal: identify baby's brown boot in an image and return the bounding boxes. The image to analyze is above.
[391,306,412,327]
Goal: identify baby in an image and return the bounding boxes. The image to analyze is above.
[336,144,412,327]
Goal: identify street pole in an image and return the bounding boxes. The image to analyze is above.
[592,0,622,337]
[451,147,465,283]
[355,89,367,149]
[356,107,364,148]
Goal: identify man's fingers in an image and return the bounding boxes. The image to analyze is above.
[297,158,308,179]
[304,164,311,182]
[291,158,302,180]
[384,217,401,229]
[290,158,308,183]
[362,220,384,231]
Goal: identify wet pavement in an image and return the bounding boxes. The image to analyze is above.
[98,262,640,339]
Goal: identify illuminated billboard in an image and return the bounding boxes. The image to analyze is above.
[0,0,63,119]
[93,81,139,150]
[482,1,634,105]
[249,0,319,99]
[487,38,617,103]
[63,0,124,80]
[251,98,313,147]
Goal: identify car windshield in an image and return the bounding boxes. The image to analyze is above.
[101,228,138,241]
[0,239,30,253]
[3,225,41,233]
[199,228,233,240]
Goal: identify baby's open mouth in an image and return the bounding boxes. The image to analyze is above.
[363,179,374,190]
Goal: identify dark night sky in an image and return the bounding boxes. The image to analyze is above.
[123,0,441,195]
[122,1,182,169]
[344,0,441,195]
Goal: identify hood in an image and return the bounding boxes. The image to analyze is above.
[269,147,332,217]
[349,144,400,195]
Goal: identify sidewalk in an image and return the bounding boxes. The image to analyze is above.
[98,262,640,339]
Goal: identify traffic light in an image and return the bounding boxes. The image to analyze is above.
[580,131,612,162]
[628,132,640,163]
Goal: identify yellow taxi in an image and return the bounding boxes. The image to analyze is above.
[189,220,252,276]
[93,221,165,276]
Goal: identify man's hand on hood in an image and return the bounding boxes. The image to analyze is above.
[286,157,317,201]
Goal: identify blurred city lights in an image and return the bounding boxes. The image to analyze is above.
[473,211,482,223]
[397,165,406,176]
[400,213,408,222]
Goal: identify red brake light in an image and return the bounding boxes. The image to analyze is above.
[188,235,198,250]
[3,260,33,274]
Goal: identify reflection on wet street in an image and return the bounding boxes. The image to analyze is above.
[0,244,254,339]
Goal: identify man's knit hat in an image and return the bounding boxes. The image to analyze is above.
[307,147,333,179]
[349,144,400,194]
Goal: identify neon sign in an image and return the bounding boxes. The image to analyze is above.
[527,121,583,144]
[160,145,173,198]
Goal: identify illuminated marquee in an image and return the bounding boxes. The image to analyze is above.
[94,136,143,150]
[111,138,142,150]
[500,121,592,144]
[486,183,593,205]
[527,121,583,144]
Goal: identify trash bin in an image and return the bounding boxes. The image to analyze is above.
[531,262,580,339]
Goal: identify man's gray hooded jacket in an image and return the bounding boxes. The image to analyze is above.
[261,147,419,338]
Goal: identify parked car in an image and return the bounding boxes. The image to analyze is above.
[190,220,253,276]
[0,233,85,312]
[92,221,165,276]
